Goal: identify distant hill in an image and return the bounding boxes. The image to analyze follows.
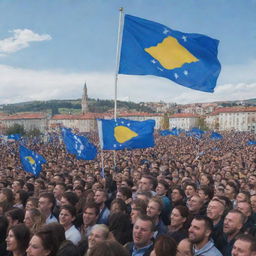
[1,98,155,115]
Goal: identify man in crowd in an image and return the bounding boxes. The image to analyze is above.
[125,215,154,256]
[188,215,222,256]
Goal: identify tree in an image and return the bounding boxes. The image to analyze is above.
[6,123,26,135]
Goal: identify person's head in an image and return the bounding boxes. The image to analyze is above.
[225,182,238,200]
[88,240,129,256]
[187,195,204,214]
[139,175,154,192]
[236,191,251,203]
[27,228,60,256]
[188,215,213,247]
[83,202,100,227]
[110,198,127,214]
[24,208,45,234]
[88,224,110,249]
[150,235,177,256]
[198,185,214,203]
[237,201,252,218]
[156,180,169,197]
[171,186,185,203]
[185,183,197,199]
[5,208,25,228]
[116,187,132,202]
[38,192,55,215]
[94,189,108,206]
[26,197,39,210]
[177,238,193,256]
[12,180,23,193]
[170,205,189,229]
[15,189,29,207]
[251,194,256,213]
[0,188,14,203]
[59,204,76,229]
[53,183,66,200]
[133,215,154,249]
[146,197,163,219]
[60,191,79,207]
[6,223,30,255]
[200,174,213,186]
[232,234,256,256]
[223,209,245,238]
[0,216,8,243]
[207,198,225,224]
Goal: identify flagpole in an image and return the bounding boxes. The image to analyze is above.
[113,7,124,170]
[114,7,124,120]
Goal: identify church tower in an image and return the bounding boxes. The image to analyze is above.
[81,82,89,114]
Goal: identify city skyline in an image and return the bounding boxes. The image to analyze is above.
[0,0,255,104]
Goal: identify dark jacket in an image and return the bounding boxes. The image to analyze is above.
[57,240,80,256]
[124,242,154,256]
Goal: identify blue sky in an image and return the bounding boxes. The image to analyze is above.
[0,0,255,104]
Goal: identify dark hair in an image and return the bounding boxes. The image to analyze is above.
[5,208,25,224]
[185,182,197,191]
[154,235,177,256]
[199,185,214,201]
[118,187,132,199]
[109,212,132,245]
[158,180,169,190]
[0,216,8,242]
[111,199,128,214]
[172,186,185,198]
[8,223,30,253]
[35,227,60,256]
[16,190,29,207]
[193,215,213,238]
[226,181,239,195]
[83,201,100,216]
[26,197,39,208]
[135,214,155,232]
[235,234,256,252]
[35,179,46,190]
[131,198,147,214]
[39,192,56,210]
[88,240,129,256]
[1,188,14,203]
[60,204,76,217]
[62,191,79,206]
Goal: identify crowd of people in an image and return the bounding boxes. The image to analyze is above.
[0,130,256,256]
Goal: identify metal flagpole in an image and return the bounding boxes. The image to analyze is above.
[114,7,124,120]
[113,7,124,170]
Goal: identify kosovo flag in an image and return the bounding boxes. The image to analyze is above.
[8,134,21,141]
[210,132,223,140]
[61,128,97,160]
[97,118,155,150]
[119,15,221,93]
[247,140,256,145]
[19,145,46,176]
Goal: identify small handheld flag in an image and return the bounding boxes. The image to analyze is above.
[61,128,97,160]
[97,118,155,150]
[19,145,46,176]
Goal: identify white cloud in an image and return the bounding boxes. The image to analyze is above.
[0,29,51,55]
[0,64,255,105]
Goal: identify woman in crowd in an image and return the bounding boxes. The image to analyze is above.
[24,208,45,234]
[0,188,14,214]
[26,228,59,256]
[85,224,110,256]
[88,240,129,256]
[168,205,190,243]
[150,235,177,256]
[6,223,30,256]
[59,205,81,245]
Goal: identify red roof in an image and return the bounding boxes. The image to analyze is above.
[169,113,200,118]
[213,107,256,114]
[51,113,111,120]
[2,113,47,120]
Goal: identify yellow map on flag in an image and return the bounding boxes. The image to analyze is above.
[145,36,199,70]
[114,126,138,143]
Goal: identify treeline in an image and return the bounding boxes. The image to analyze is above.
[2,98,155,114]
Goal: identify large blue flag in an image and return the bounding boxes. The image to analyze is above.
[8,134,21,141]
[97,118,155,150]
[19,145,46,176]
[247,140,256,145]
[119,15,221,93]
[210,132,223,140]
[61,128,97,160]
